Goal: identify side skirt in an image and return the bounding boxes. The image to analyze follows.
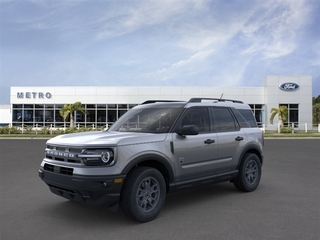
[168,170,238,193]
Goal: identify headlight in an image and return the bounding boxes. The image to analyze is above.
[79,149,115,166]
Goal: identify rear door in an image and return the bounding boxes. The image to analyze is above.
[210,107,246,173]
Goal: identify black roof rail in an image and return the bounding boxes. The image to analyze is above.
[188,98,244,104]
[141,100,186,105]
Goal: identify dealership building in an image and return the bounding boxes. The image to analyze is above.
[0,75,313,131]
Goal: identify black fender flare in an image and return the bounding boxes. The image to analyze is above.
[121,153,175,184]
[237,144,264,168]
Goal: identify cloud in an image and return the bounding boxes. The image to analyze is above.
[241,0,312,59]
[149,49,215,80]
[310,41,320,66]
[96,0,206,40]
[1,0,319,105]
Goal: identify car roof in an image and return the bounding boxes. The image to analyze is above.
[139,98,251,110]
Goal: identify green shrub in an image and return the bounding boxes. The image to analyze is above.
[24,126,33,134]
[77,127,91,132]
[280,127,294,133]
[12,127,20,134]
[55,128,65,134]
[0,126,102,135]
[65,127,78,134]
[41,127,51,134]
[0,126,9,134]
[0,126,20,134]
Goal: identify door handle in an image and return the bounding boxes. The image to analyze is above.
[204,139,215,144]
[235,136,244,141]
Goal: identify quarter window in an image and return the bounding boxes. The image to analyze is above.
[237,109,257,127]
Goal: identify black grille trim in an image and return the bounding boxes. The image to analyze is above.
[47,184,76,194]
[44,163,74,176]
[44,163,54,172]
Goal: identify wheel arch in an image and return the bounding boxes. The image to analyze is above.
[238,144,263,168]
[121,154,174,192]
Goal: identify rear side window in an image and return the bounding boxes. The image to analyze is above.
[236,109,258,127]
[210,107,238,132]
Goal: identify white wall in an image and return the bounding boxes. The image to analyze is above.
[264,75,312,130]
[10,86,265,105]
[6,76,313,130]
[0,105,11,125]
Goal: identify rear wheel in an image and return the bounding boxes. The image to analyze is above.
[120,167,166,222]
[234,153,261,192]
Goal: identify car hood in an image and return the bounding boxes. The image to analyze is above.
[46,131,167,147]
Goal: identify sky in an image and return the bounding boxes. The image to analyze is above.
[0,0,319,104]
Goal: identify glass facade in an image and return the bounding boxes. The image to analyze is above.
[279,104,299,127]
[12,104,138,127]
[12,103,267,128]
[249,104,265,127]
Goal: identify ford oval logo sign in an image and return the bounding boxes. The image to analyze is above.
[279,83,300,91]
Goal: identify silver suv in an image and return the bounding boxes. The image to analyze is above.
[39,98,264,222]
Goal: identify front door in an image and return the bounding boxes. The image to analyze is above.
[172,107,218,182]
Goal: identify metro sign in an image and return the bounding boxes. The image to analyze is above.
[279,83,299,91]
[17,92,52,99]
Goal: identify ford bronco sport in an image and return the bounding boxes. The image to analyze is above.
[39,98,264,222]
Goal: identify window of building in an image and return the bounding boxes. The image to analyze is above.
[279,104,299,127]
[97,109,106,127]
[53,105,64,127]
[249,104,265,127]
[85,110,96,125]
[97,104,106,109]
[129,104,138,109]
[44,109,54,126]
[11,103,138,128]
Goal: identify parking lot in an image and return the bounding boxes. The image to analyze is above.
[1,139,320,240]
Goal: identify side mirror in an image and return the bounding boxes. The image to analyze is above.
[176,125,199,136]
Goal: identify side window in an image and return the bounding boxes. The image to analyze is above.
[180,107,210,133]
[231,109,251,128]
[237,109,258,127]
[210,107,238,132]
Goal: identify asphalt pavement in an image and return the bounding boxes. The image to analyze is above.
[1,139,320,240]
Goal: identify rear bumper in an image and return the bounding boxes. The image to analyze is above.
[39,168,126,210]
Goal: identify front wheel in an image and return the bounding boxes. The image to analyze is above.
[120,167,166,222]
[233,153,261,192]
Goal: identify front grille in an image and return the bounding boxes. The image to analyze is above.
[44,163,74,176]
[60,167,74,175]
[44,163,54,172]
[45,145,83,164]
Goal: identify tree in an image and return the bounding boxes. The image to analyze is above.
[59,102,87,128]
[313,95,320,124]
[312,95,320,105]
[313,103,320,124]
[270,106,288,127]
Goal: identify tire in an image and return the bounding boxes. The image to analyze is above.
[233,153,261,192]
[120,167,166,222]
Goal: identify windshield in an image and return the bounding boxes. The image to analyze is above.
[109,106,183,133]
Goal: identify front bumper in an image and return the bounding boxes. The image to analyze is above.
[39,168,126,210]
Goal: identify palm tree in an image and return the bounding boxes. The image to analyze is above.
[59,102,87,128]
[270,106,288,127]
